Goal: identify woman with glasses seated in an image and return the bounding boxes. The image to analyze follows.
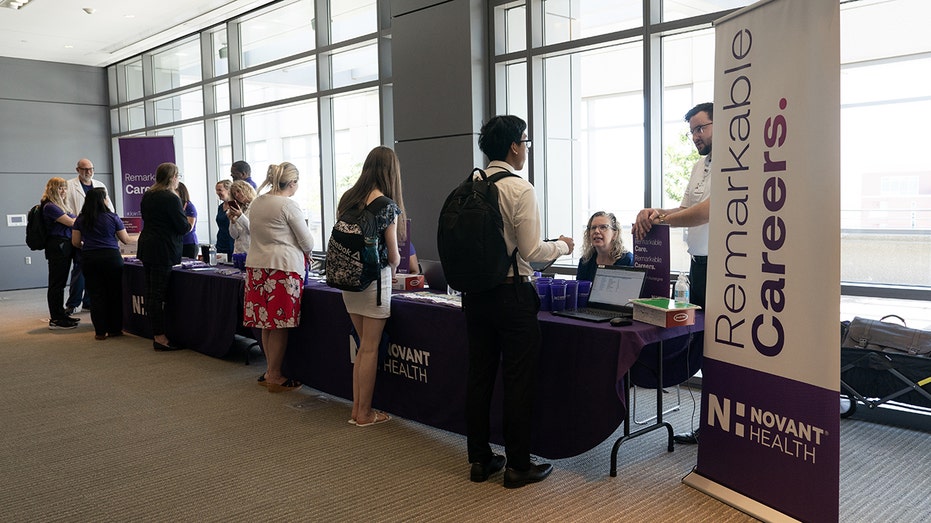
[576,211,633,281]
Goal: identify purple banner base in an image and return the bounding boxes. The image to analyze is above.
[694,358,839,523]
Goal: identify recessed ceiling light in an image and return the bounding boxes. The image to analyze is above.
[124,14,135,19]
[82,7,95,15]
[64,45,74,49]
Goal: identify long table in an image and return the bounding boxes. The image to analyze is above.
[285,281,703,460]
[122,260,246,358]
[121,265,704,462]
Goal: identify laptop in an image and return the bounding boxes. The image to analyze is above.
[552,265,648,322]
[420,259,449,291]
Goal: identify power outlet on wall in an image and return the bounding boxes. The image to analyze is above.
[25,256,31,265]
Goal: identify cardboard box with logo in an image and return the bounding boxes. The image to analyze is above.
[631,298,701,328]
[392,273,424,291]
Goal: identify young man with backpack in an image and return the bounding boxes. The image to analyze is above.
[461,115,574,488]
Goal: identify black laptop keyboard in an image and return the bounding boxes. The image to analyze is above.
[576,306,632,318]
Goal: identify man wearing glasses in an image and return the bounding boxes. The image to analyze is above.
[65,158,112,314]
[632,102,713,445]
[633,102,713,308]
[463,115,574,489]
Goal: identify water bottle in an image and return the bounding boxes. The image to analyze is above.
[208,244,217,265]
[674,272,690,303]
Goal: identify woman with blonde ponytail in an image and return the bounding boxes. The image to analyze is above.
[244,162,315,392]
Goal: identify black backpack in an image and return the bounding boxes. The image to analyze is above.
[25,202,48,251]
[437,168,520,293]
[325,196,391,305]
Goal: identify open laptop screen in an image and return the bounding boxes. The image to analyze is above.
[588,266,647,308]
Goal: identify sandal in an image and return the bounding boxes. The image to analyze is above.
[257,374,267,387]
[267,378,302,393]
[356,411,390,427]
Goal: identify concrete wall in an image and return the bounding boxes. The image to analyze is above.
[391,0,487,261]
[0,57,111,291]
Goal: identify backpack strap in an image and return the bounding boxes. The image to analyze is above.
[475,167,522,285]
[364,195,392,307]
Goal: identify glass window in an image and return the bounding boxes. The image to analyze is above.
[242,101,322,240]
[501,4,526,54]
[120,103,146,132]
[154,123,208,238]
[540,43,643,254]
[331,89,381,200]
[119,59,144,102]
[154,89,205,125]
[213,81,230,113]
[543,0,641,46]
[331,0,377,43]
[839,0,931,287]
[240,1,315,69]
[663,0,753,23]
[211,28,229,77]
[215,117,232,180]
[661,28,715,273]
[504,62,528,123]
[330,43,378,89]
[242,59,317,107]
[152,38,203,94]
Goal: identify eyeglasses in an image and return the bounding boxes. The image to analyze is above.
[77,167,94,173]
[519,139,532,149]
[687,122,712,137]
[586,224,614,232]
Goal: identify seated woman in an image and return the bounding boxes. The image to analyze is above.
[576,211,633,281]
[227,180,257,255]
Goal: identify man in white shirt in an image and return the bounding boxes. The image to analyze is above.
[65,158,111,314]
[463,115,575,489]
[633,102,714,445]
[633,102,713,308]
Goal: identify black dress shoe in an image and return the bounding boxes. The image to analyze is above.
[153,340,181,351]
[673,428,700,444]
[503,463,553,489]
[470,454,506,483]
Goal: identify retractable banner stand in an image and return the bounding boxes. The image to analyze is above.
[682,1,841,522]
[117,136,176,217]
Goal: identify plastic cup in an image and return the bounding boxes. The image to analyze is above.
[550,279,567,312]
[577,280,592,308]
[565,280,578,311]
[536,281,551,311]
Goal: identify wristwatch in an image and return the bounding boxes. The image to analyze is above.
[658,213,667,224]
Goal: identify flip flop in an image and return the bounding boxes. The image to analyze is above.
[257,374,267,387]
[267,378,302,393]
[356,411,390,427]
[348,419,357,425]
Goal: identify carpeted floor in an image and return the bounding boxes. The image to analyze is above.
[1,287,929,522]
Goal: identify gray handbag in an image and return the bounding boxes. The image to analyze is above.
[842,315,931,357]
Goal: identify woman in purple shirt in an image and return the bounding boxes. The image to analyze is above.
[177,182,198,259]
[72,188,133,340]
[41,177,79,329]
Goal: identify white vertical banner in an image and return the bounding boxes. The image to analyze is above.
[683,1,841,522]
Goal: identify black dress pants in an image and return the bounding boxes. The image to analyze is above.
[689,256,707,309]
[45,236,74,321]
[82,249,125,336]
[463,281,541,471]
[144,264,173,337]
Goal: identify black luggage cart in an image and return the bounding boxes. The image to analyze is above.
[840,346,931,418]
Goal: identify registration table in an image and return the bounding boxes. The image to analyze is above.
[121,265,704,466]
[285,281,704,462]
[122,259,246,358]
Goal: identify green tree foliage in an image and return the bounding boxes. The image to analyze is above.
[663,132,700,205]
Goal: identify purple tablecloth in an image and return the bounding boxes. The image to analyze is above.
[122,260,245,358]
[285,282,704,459]
[120,265,704,459]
